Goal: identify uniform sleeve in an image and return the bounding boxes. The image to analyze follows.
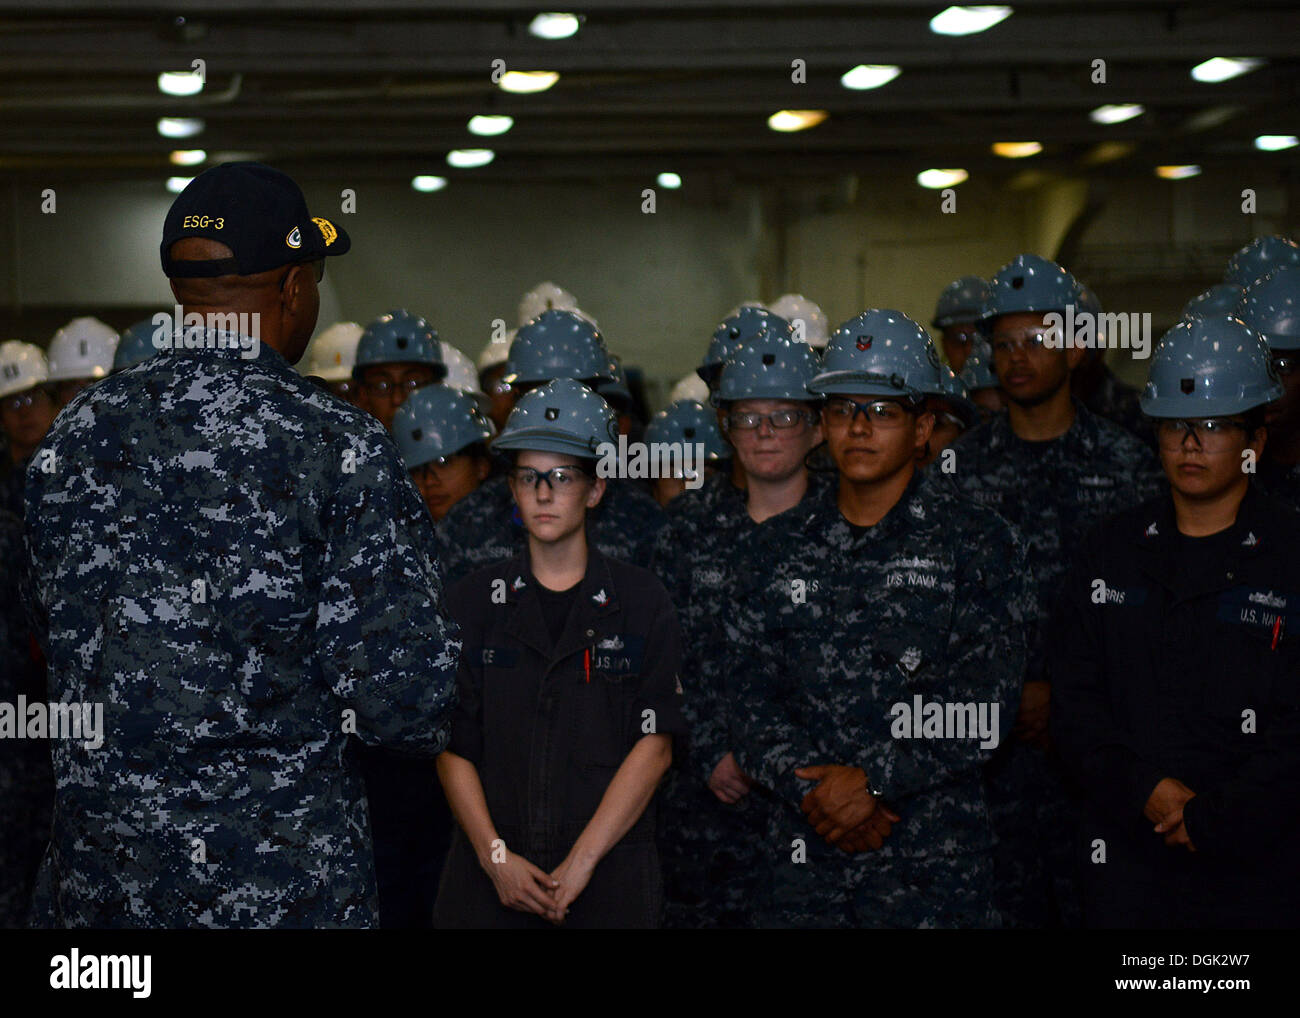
[314,430,460,754]
[1049,544,1167,821]
[856,520,1028,801]
[634,578,689,741]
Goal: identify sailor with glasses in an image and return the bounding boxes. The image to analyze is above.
[1052,316,1300,928]
[352,309,446,430]
[726,309,1028,928]
[652,326,824,928]
[434,379,686,928]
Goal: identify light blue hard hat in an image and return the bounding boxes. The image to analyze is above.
[111,319,162,372]
[645,399,731,461]
[504,309,613,386]
[697,307,793,386]
[1235,265,1300,351]
[1140,316,1283,418]
[1224,235,1300,289]
[932,275,991,328]
[1182,282,1244,321]
[979,254,1082,332]
[958,336,999,392]
[354,309,445,379]
[493,377,620,458]
[391,383,494,469]
[716,326,821,404]
[811,309,942,399]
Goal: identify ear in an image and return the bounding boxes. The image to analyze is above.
[586,475,607,508]
[475,457,491,482]
[169,278,182,303]
[914,409,935,452]
[1249,426,1267,460]
[1065,344,1088,373]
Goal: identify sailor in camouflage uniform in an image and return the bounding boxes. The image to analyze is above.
[436,310,665,584]
[0,507,52,927]
[22,164,460,928]
[727,310,1028,928]
[652,325,825,928]
[945,255,1164,927]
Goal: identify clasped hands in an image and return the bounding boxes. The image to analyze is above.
[710,753,898,854]
[795,764,900,854]
[1144,777,1197,852]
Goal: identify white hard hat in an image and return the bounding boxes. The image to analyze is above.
[439,341,486,397]
[518,281,579,327]
[669,372,710,405]
[46,317,119,382]
[768,294,830,348]
[305,322,363,381]
[0,341,50,399]
[724,300,767,318]
[477,328,515,372]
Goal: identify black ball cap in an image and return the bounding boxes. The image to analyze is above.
[161,162,350,278]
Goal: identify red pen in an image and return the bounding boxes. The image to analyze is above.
[1271,616,1283,651]
[584,648,591,682]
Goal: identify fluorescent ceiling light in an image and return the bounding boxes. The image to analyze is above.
[447,149,495,168]
[528,13,580,40]
[1256,134,1299,152]
[1155,164,1201,180]
[930,6,1013,37]
[499,71,559,94]
[840,64,901,90]
[917,168,969,188]
[168,149,206,166]
[992,141,1042,158]
[412,175,448,192]
[165,176,194,193]
[157,117,204,138]
[1090,103,1144,125]
[768,109,828,132]
[158,71,204,97]
[1191,57,1264,83]
[468,115,514,136]
[657,172,682,189]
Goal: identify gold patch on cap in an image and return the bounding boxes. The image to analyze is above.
[313,217,338,246]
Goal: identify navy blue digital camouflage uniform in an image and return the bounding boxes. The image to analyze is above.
[434,472,666,585]
[650,469,828,928]
[944,399,1164,927]
[23,332,460,928]
[726,471,1029,928]
[0,508,52,927]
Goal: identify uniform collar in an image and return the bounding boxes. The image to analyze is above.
[989,397,1098,456]
[1131,483,1271,590]
[502,546,620,661]
[814,468,930,543]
